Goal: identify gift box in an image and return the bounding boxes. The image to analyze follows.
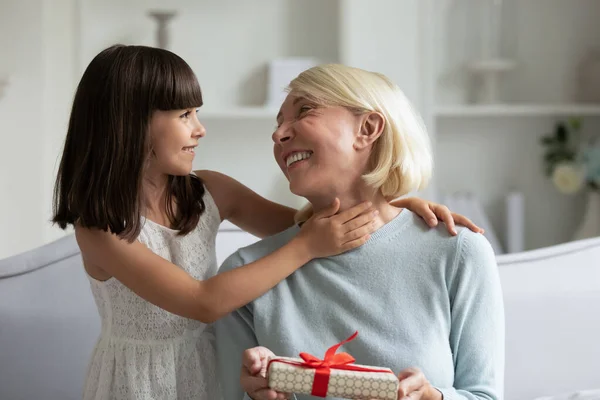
[267,332,399,399]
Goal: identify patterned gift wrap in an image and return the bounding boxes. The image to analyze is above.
[266,332,399,399]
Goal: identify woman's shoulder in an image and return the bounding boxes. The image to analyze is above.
[403,211,496,265]
[454,227,496,263]
[443,227,499,287]
[219,226,300,272]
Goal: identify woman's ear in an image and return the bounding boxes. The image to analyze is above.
[355,111,385,150]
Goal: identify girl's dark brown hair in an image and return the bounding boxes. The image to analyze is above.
[53,44,206,241]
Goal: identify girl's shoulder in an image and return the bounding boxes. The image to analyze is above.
[194,169,235,222]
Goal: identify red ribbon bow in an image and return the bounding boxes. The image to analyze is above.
[268,331,394,397]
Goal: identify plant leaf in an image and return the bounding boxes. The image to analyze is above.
[556,123,568,142]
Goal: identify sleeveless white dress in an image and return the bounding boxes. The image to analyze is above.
[83,190,223,400]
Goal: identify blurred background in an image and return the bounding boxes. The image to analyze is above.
[1,0,599,260]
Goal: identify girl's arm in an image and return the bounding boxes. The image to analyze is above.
[75,199,375,324]
[196,170,483,238]
[196,169,296,238]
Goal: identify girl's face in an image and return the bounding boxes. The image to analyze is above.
[147,108,205,176]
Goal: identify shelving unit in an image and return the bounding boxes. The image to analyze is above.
[433,1,600,120]
[79,0,342,110]
[430,0,600,250]
[199,107,278,120]
[435,103,600,118]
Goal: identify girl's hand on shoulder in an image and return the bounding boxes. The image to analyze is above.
[397,197,484,236]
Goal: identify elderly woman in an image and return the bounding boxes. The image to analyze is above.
[215,64,504,400]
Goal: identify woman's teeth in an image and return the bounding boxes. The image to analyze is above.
[286,151,312,167]
[183,147,195,153]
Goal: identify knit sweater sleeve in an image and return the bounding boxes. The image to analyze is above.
[437,230,505,400]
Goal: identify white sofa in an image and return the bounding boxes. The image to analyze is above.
[1,225,599,400]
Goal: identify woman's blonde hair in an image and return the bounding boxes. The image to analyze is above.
[289,64,433,223]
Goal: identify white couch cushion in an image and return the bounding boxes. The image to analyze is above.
[498,237,600,400]
[0,235,100,400]
[534,388,600,400]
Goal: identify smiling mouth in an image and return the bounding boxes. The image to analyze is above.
[285,151,313,167]
[183,146,196,154]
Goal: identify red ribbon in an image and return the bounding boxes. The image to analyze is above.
[267,331,394,397]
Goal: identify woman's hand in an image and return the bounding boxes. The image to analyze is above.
[388,367,442,400]
[393,197,484,236]
[240,346,288,400]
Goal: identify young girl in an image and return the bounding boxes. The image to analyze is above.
[52,45,480,400]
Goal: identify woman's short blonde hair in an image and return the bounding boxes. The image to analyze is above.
[289,64,433,223]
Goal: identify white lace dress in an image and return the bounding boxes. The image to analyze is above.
[83,191,223,400]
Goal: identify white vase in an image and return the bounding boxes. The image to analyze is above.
[573,190,600,241]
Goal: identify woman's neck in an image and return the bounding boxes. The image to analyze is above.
[310,188,401,228]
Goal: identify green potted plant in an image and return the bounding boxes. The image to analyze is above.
[541,118,600,240]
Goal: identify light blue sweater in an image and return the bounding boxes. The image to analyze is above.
[215,210,505,400]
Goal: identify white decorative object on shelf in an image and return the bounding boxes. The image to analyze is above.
[505,191,525,253]
[467,59,516,104]
[0,76,9,100]
[266,58,318,108]
[573,191,600,241]
[466,0,517,104]
[148,10,177,49]
[437,0,470,105]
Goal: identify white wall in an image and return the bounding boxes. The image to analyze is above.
[507,0,600,104]
[0,0,77,259]
[41,0,78,244]
[437,0,600,105]
[0,1,46,259]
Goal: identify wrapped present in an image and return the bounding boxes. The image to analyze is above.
[267,331,399,399]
